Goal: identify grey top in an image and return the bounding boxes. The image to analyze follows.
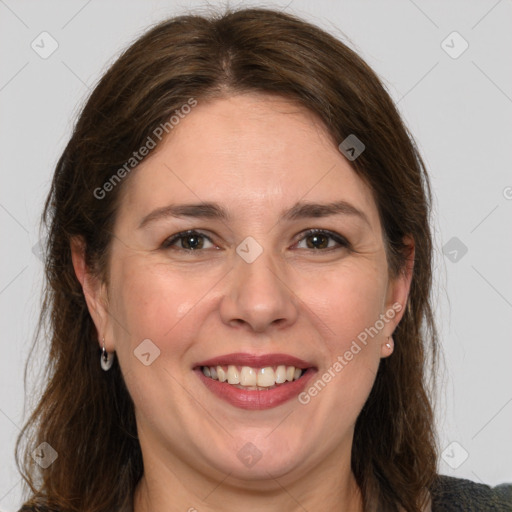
[430,475,512,511]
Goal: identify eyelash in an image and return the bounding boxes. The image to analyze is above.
[161,229,350,252]
[161,230,216,251]
[294,228,350,251]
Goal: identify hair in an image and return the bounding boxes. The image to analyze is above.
[16,7,439,512]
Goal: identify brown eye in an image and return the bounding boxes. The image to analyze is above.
[295,229,349,251]
[162,230,214,251]
[181,233,204,249]
[305,233,329,249]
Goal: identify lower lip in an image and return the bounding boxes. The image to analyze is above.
[194,367,317,410]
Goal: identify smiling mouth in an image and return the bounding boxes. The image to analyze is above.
[199,364,307,390]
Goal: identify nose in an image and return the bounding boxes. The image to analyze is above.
[219,250,299,333]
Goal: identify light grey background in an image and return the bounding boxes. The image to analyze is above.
[1,0,511,509]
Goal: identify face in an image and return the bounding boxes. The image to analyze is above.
[77,93,411,488]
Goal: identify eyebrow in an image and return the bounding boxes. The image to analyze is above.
[138,203,228,229]
[138,200,369,229]
[282,200,369,225]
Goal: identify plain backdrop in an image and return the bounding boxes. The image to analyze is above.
[1,0,511,510]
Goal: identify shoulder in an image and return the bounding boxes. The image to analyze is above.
[430,474,512,511]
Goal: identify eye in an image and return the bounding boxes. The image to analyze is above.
[294,229,350,251]
[161,230,216,251]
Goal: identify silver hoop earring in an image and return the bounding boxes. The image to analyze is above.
[100,337,115,371]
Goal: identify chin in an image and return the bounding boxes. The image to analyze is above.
[198,434,308,481]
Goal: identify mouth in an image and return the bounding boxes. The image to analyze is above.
[198,364,306,390]
[193,353,317,410]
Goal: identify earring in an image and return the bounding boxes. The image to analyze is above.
[385,336,393,350]
[100,337,115,371]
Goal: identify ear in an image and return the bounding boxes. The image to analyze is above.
[380,235,414,357]
[70,236,114,351]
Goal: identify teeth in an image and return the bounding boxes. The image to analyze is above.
[217,366,227,382]
[240,366,257,386]
[227,365,240,384]
[275,365,287,384]
[256,367,274,387]
[202,364,305,388]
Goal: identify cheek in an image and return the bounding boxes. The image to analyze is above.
[299,258,388,349]
[293,263,386,437]
[108,255,220,361]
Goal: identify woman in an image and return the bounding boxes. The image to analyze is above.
[16,7,511,512]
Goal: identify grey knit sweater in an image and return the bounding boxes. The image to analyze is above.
[430,475,512,511]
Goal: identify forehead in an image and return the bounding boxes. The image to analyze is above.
[119,94,380,229]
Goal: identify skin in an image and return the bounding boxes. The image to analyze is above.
[72,93,414,512]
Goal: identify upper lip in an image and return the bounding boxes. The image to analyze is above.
[194,352,315,369]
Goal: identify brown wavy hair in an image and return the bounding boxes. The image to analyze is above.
[16,7,439,512]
